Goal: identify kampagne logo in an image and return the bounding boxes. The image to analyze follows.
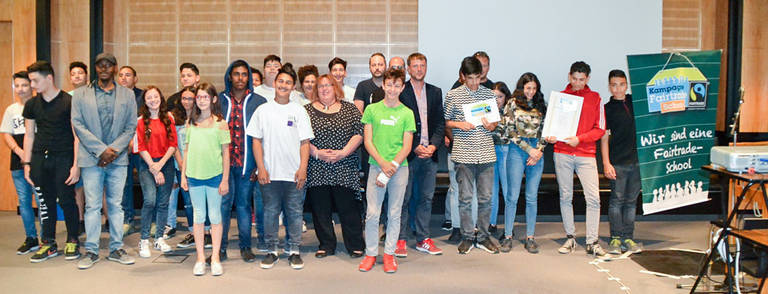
[646,67,708,113]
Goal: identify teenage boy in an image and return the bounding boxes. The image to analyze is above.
[444,56,499,255]
[328,57,356,103]
[3,71,39,254]
[395,52,445,257]
[545,61,606,256]
[216,59,267,263]
[253,55,302,104]
[248,64,313,270]
[69,61,88,92]
[353,52,387,113]
[166,63,201,112]
[601,69,642,254]
[117,66,144,109]
[22,61,81,262]
[358,68,415,273]
[72,52,138,269]
[451,51,493,90]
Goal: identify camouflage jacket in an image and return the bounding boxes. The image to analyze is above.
[493,99,546,152]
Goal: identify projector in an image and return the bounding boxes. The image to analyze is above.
[710,146,768,173]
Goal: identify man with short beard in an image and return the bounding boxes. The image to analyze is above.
[71,53,138,269]
[353,53,387,113]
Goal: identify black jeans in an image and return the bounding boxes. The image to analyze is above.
[307,185,364,253]
[30,151,79,243]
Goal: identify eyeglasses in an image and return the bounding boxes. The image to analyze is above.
[196,95,211,100]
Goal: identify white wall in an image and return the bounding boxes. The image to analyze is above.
[419,0,662,102]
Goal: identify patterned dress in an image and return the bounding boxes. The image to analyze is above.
[304,101,363,198]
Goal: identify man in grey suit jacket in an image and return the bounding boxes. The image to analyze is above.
[71,53,137,269]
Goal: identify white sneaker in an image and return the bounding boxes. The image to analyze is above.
[558,238,577,254]
[193,262,205,276]
[211,262,223,276]
[154,238,172,253]
[139,239,151,258]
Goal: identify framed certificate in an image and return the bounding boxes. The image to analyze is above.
[461,98,500,126]
[541,91,583,141]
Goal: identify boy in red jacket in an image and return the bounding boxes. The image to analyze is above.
[544,61,606,256]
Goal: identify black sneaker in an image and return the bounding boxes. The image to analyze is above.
[204,234,213,249]
[163,226,176,239]
[447,228,462,243]
[241,248,256,263]
[476,238,500,254]
[499,237,514,253]
[78,221,85,236]
[488,225,498,235]
[288,254,304,270]
[16,237,40,255]
[30,243,58,263]
[206,250,228,265]
[177,234,195,248]
[458,239,473,254]
[440,220,452,231]
[64,242,81,260]
[260,253,279,269]
[77,252,100,269]
[524,238,540,254]
[379,233,386,242]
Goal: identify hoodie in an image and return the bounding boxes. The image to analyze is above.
[219,59,267,176]
[553,84,605,157]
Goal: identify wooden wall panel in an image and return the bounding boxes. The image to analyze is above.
[0,22,13,212]
[105,0,418,95]
[0,0,36,211]
[739,0,768,133]
[51,0,90,91]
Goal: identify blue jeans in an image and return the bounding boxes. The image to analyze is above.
[253,182,264,243]
[138,158,175,240]
[262,181,304,254]
[608,163,641,239]
[12,169,38,238]
[188,174,223,225]
[122,153,140,224]
[505,141,544,238]
[81,164,128,253]
[220,166,255,250]
[168,170,193,229]
[399,157,438,241]
[491,144,509,225]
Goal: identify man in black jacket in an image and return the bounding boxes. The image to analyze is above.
[394,52,445,257]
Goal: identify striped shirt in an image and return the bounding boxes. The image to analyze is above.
[444,85,496,164]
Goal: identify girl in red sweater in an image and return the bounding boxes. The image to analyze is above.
[135,86,178,258]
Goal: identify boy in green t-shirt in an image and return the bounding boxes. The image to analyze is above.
[358,69,415,274]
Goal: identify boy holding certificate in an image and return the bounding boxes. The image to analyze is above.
[544,61,606,256]
[444,56,499,255]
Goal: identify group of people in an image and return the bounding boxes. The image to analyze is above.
[5,49,642,275]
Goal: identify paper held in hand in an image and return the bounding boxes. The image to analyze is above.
[541,91,583,141]
[461,98,500,126]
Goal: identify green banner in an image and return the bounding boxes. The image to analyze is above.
[626,51,721,215]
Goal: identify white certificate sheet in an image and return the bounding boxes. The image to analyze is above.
[541,91,583,141]
[461,98,500,126]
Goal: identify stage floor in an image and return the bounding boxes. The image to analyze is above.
[0,212,720,293]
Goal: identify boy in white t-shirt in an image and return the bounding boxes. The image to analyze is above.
[2,71,39,255]
[247,63,314,270]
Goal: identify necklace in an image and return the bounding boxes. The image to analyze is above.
[319,100,336,112]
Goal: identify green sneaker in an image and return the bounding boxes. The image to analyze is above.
[30,243,58,263]
[623,239,642,253]
[608,237,622,255]
[64,242,81,260]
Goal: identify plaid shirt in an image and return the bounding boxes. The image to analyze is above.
[228,91,249,167]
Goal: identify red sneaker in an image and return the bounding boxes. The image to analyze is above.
[358,255,376,272]
[394,240,407,257]
[416,238,443,255]
[382,253,398,273]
